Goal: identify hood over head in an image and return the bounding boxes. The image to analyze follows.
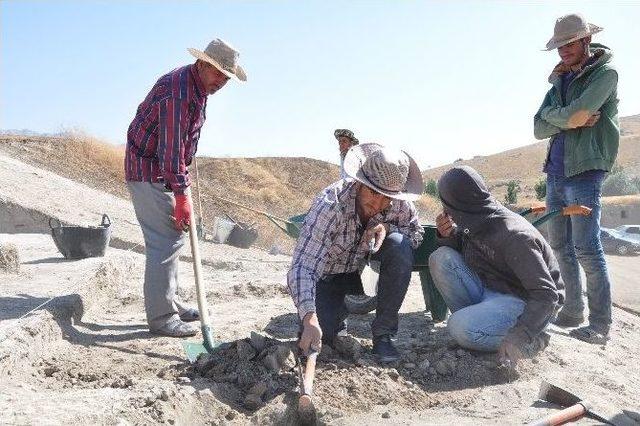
[437,166,501,233]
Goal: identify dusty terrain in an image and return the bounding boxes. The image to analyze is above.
[1,233,639,425]
[1,120,640,425]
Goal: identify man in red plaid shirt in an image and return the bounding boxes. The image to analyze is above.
[125,39,246,337]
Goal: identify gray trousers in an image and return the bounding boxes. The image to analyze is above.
[127,182,190,329]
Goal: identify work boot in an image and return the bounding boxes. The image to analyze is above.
[552,311,584,328]
[151,318,197,337]
[372,335,399,363]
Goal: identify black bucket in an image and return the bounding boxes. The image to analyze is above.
[226,222,259,249]
[49,214,112,259]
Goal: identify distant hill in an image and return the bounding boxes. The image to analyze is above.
[1,114,637,246]
[423,114,640,203]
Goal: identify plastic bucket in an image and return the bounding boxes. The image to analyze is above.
[49,214,112,260]
[212,217,236,244]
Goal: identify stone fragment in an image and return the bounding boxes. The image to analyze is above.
[237,340,257,361]
[419,359,431,371]
[243,393,263,410]
[387,369,400,381]
[250,332,266,352]
[248,382,268,398]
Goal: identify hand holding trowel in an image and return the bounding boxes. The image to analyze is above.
[361,224,386,296]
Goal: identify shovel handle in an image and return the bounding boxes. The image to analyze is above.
[529,403,588,426]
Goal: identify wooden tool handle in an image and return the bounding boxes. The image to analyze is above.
[529,403,588,426]
[302,352,318,396]
[562,205,592,217]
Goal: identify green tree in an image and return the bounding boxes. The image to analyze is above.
[424,178,438,197]
[602,165,640,196]
[534,177,547,201]
[504,180,521,205]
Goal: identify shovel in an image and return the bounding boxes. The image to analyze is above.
[181,190,217,363]
[529,380,614,425]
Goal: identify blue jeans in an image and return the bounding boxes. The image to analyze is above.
[315,232,413,342]
[546,173,612,333]
[428,247,526,352]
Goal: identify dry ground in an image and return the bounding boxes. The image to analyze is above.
[1,233,639,425]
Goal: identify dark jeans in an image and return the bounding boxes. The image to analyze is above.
[546,173,612,333]
[316,232,414,342]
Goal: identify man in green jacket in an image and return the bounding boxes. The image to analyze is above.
[534,13,619,345]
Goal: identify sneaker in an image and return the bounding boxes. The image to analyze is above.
[179,308,200,323]
[569,326,609,345]
[151,318,198,337]
[372,335,400,363]
[552,311,584,328]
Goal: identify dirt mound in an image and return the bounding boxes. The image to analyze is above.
[189,332,440,424]
[0,242,20,274]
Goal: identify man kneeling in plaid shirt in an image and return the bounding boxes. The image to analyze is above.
[288,143,424,362]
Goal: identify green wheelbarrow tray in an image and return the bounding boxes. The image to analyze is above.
[265,213,306,239]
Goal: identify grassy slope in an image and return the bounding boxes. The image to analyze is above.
[1,114,637,247]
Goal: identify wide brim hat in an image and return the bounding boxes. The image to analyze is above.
[544,13,603,51]
[343,143,423,201]
[188,38,247,82]
[334,128,359,144]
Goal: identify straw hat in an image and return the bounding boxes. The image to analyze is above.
[545,13,603,51]
[343,143,423,201]
[188,38,247,82]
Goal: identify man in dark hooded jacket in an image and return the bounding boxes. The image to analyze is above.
[428,166,564,365]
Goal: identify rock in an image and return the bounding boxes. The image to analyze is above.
[160,390,170,401]
[0,243,20,274]
[262,353,280,372]
[248,382,268,398]
[419,359,431,371]
[435,360,452,376]
[225,411,237,421]
[197,388,214,398]
[387,369,400,381]
[177,376,191,384]
[382,411,391,419]
[404,363,416,369]
[456,349,466,358]
[243,393,263,410]
[250,332,267,352]
[236,340,257,361]
[275,344,292,363]
[333,336,363,360]
[428,367,436,375]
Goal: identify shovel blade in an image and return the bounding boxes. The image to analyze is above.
[182,324,218,363]
[182,341,210,363]
[538,380,582,407]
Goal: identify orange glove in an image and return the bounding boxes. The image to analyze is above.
[173,194,191,231]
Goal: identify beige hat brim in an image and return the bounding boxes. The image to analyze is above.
[187,48,247,82]
[543,24,603,51]
[343,143,424,201]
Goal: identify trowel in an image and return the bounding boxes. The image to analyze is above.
[360,238,380,297]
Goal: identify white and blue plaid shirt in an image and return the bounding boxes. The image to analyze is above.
[287,179,424,320]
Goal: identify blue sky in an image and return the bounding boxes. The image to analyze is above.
[2,1,639,169]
